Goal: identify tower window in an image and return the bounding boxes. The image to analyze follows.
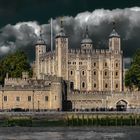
[82,71,85,76]
[116,72,118,76]
[72,62,76,65]
[105,84,108,88]
[94,83,96,88]
[105,71,107,76]
[28,96,31,102]
[116,63,118,67]
[82,82,85,88]
[94,63,96,66]
[45,96,48,101]
[16,97,20,102]
[105,62,107,67]
[70,82,74,90]
[94,71,96,75]
[70,71,73,75]
[4,96,7,102]
[116,84,118,88]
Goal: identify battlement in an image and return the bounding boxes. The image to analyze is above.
[68,48,112,58]
[39,51,55,60]
[44,75,63,82]
[5,78,29,86]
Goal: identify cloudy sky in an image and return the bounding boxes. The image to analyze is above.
[0,0,140,62]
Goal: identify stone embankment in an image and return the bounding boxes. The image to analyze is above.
[0,112,139,126]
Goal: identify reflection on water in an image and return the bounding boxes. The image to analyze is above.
[0,127,139,140]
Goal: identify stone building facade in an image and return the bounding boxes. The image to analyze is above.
[34,21,123,92]
[0,21,136,111]
[0,73,66,111]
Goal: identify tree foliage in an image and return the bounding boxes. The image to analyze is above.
[0,51,32,85]
[125,49,140,90]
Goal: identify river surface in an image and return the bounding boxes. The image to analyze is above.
[0,127,139,140]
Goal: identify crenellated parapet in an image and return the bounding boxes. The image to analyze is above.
[39,51,56,60]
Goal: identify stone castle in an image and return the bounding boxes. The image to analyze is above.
[0,20,139,112]
[35,21,123,92]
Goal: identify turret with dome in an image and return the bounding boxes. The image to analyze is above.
[81,26,93,51]
[36,30,46,45]
[109,22,121,51]
[56,20,66,38]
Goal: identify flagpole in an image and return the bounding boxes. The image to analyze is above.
[51,18,53,52]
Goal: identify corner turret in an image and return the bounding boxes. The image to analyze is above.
[55,18,68,80]
[109,22,121,51]
[81,26,93,51]
[35,29,47,79]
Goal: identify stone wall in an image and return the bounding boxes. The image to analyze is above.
[67,91,140,110]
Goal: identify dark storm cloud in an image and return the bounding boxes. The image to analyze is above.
[0,0,140,27]
[0,7,140,61]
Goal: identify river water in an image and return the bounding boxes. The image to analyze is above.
[0,127,139,140]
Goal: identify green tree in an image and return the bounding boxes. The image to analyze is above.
[125,49,140,90]
[0,51,32,85]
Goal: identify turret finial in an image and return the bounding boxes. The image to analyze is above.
[39,27,43,39]
[85,25,89,38]
[113,21,116,30]
[60,17,64,28]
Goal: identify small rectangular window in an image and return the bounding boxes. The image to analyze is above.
[28,96,31,102]
[4,96,7,102]
[16,97,20,102]
[45,96,48,101]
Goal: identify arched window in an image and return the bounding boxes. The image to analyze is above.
[94,83,96,88]
[116,84,118,88]
[82,82,85,88]
[94,71,96,75]
[105,83,108,88]
[70,71,73,75]
[70,82,74,90]
[105,62,107,67]
[105,71,107,76]
[82,71,85,76]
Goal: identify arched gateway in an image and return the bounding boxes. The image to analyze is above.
[116,100,127,111]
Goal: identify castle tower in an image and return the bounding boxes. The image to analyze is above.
[109,22,121,51]
[35,29,46,79]
[109,22,123,92]
[81,26,93,51]
[55,19,68,80]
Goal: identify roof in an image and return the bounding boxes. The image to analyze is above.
[109,29,120,38]
[36,29,46,45]
[55,19,66,38]
[36,38,46,45]
[81,26,93,44]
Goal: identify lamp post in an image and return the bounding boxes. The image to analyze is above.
[2,90,4,111]
[38,100,40,112]
[32,90,35,112]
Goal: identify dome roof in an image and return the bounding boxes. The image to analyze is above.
[55,19,66,38]
[81,38,93,44]
[81,26,93,44]
[56,29,66,37]
[109,29,120,38]
[36,30,46,45]
[36,38,46,45]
